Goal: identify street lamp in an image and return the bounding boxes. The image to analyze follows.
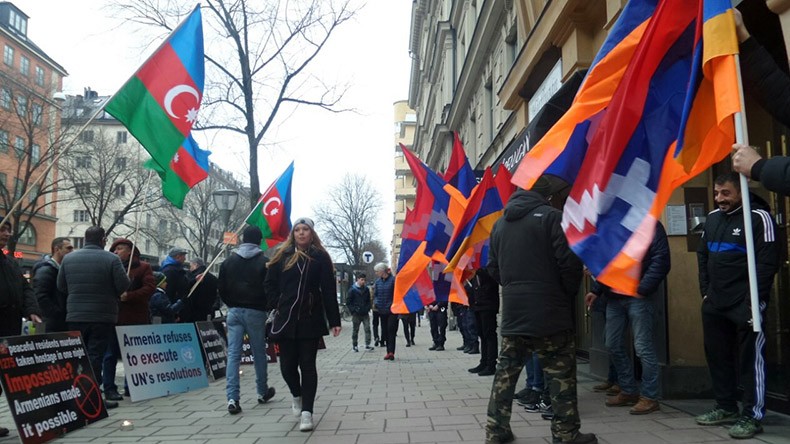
[212,189,239,228]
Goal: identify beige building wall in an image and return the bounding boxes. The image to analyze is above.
[392,100,416,268]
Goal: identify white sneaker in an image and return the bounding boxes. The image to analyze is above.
[292,396,302,417]
[299,411,313,432]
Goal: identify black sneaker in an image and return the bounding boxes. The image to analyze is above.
[104,399,119,409]
[514,388,532,400]
[478,366,495,376]
[526,399,551,413]
[434,345,445,351]
[105,390,123,401]
[353,345,359,352]
[515,390,540,408]
[429,344,438,350]
[541,406,554,420]
[228,399,242,414]
[468,364,485,373]
[257,387,275,404]
[456,345,466,351]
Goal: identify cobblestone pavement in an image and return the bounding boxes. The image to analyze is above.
[2,320,789,443]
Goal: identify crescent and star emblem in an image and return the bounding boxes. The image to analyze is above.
[163,85,200,122]
[263,197,282,216]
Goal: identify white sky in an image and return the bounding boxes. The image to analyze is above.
[16,0,411,261]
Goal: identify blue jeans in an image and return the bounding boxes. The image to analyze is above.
[526,353,544,391]
[226,307,269,401]
[605,297,659,399]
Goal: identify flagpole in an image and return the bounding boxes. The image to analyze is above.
[733,54,761,333]
[184,200,272,299]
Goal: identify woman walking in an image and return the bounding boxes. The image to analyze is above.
[265,217,341,432]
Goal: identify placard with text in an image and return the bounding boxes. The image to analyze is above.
[195,321,227,380]
[117,324,209,402]
[0,332,108,444]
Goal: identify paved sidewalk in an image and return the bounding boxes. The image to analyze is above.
[2,320,789,443]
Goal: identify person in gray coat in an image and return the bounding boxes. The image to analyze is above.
[57,226,129,408]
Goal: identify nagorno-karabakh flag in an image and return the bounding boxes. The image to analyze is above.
[105,5,206,207]
[247,162,294,250]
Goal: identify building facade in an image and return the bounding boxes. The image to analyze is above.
[0,1,66,268]
[407,0,790,411]
[392,100,417,267]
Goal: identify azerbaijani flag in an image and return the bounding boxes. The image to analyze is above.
[105,5,206,207]
[247,162,294,250]
[145,135,210,208]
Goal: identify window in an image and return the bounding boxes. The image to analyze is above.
[72,237,85,249]
[75,183,91,194]
[81,131,94,142]
[0,130,7,153]
[17,223,36,246]
[13,178,23,200]
[158,219,167,234]
[145,239,151,252]
[146,213,151,228]
[116,131,127,144]
[9,10,27,35]
[1,88,10,109]
[115,157,127,169]
[114,184,126,197]
[31,144,40,163]
[73,210,90,222]
[170,221,178,234]
[19,56,29,76]
[32,103,42,126]
[0,172,6,190]
[114,211,125,223]
[14,137,24,158]
[35,67,44,86]
[75,156,92,168]
[28,184,38,204]
[3,45,13,66]
[16,95,26,116]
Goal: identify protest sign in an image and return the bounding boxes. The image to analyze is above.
[0,332,108,444]
[117,324,209,402]
[195,321,227,380]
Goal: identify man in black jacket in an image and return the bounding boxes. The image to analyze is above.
[730,10,790,194]
[585,221,670,415]
[485,179,595,444]
[695,173,778,439]
[218,226,275,414]
[347,273,374,352]
[0,217,43,437]
[32,237,73,332]
[182,258,218,322]
[160,247,189,304]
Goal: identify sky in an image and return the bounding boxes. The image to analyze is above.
[16,0,412,262]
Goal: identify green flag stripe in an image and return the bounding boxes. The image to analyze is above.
[105,76,185,168]
[246,205,275,238]
[145,158,189,209]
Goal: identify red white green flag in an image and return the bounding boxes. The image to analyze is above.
[247,162,294,250]
[105,5,208,208]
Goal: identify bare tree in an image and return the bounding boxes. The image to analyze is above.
[58,124,155,237]
[0,72,70,254]
[114,0,357,206]
[314,173,381,266]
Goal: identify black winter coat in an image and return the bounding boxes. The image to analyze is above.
[264,246,340,339]
[592,221,671,299]
[740,37,790,195]
[697,202,778,309]
[0,250,40,336]
[346,283,371,315]
[182,266,219,322]
[218,246,268,312]
[161,259,189,304]
[32,259,67,331]
[487,190,582,337]
[469,268,500,313]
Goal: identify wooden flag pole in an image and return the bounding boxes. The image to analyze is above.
[733,53,762,333]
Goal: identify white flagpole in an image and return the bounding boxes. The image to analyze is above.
[733,53,762,333]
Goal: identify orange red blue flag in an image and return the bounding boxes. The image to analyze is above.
[511,0,740,295]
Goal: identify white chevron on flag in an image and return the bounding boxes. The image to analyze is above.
[562,184,604,233]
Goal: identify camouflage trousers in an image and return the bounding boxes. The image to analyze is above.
[485,331,580,442]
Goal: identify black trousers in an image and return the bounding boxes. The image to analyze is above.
[372,312,383,341]
[428,308,448,346]
[401,313,416,342]
[278,338,320,413]
[378,312,399,353]
[475,310,498,368]
[702,300,767,420]
[68,322,114,385]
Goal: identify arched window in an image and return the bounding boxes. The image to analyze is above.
[17,222,36,245]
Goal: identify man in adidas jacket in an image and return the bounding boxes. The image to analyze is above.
[695,172,778,439]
